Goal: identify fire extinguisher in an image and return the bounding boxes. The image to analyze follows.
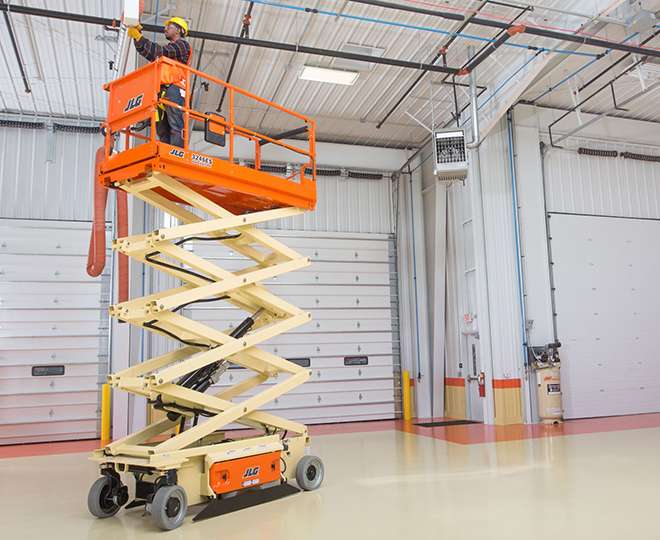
[478,371,486,397]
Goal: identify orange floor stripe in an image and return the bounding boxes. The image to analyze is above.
[3,413,660,458]
[402,412,660,445]
[0,439,102,459]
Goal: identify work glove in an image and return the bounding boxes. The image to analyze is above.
[127,24,143,40]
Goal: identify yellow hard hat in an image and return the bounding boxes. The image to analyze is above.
[164,16,189,36]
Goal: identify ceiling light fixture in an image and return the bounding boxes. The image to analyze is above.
[299,65,360,85]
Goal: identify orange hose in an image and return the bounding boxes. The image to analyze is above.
[87,147,129,303]
[87,147,108,278]
[117,189,129,303]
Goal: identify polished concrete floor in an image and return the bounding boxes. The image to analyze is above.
[2,420,660,539]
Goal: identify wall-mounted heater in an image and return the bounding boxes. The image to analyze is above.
[432,129,468,182]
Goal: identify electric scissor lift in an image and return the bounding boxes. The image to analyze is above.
[87,57,324,530]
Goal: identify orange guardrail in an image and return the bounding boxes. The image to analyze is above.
[100,56,317,212]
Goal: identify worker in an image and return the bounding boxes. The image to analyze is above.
[127,17,192,148]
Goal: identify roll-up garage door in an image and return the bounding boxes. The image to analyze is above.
[550,213,660,419]
[0,219,110,445]
[189,229,398,424]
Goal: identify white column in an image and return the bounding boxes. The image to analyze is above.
[430,183,447,418]
[467,52,496,424]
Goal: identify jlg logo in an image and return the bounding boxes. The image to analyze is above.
[123,94,144,113]
[169,149,185,158]
[243,466,260,478]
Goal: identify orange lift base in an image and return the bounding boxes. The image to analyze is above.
[100,141,316,215]
[209,451,282,495]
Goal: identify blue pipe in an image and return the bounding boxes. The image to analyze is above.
[529,31,639,102]
[506,109,529,411]
[246,0,601,58]
[407,172,423,380]
[478,52,540,111]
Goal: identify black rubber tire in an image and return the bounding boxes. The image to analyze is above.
[87,476,121,518]
[151,485,188,531]
[295,455,324,491]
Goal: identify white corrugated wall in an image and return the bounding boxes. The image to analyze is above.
[265,174,392,234]
[480,119,524,382]
[541,136,660,419]
[0,126,101,221]
[445,182,469,382]
[544,141,660,218]
[442,119,524,382]
[514,104,660,420]
[418,118,525,422]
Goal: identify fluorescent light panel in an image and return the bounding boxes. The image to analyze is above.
[299,65,359,85]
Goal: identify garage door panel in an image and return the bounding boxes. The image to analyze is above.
[264,403,395,423]
[250,379,394,394]
[0,348,106,366]
[0,419,99,445]
[0,336,107,351]
[279,295,391,309]
[0,226,91,255]
[0,321,106,338]
[259,342,393,357]
[558,346,653,380]
[187,259,390,275]
[257,331,393,346]
[262,389,393,410]
[0,391,99,408]
[191,308,392,322]
[195,238,389,262]
[0,294,105,310]
[218,366,395,388]
[0,362,106,379]
[0,309,106,323]
[1,376,101,394]
[195,317,392,334]
[0,282,103,295]
[0,219,109,444]
[188,230,398,424]
[563,385,660,419]
[306,355,395,369]
[550,213,660,419]
[0,402,99,424]
[199,249,387,264]
[1,254,109,282]
[263,235,389,250]
[263,271,390,286]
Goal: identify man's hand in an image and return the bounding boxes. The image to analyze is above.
[127,24,143,40]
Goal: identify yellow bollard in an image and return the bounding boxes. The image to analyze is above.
[402,370,412,421]
[100,383,111,444]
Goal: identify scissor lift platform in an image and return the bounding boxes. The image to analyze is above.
[99,140,316,214]
[87,57,323,531]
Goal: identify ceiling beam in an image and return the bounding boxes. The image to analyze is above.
[349,0,660,59]
[0,3,462,75]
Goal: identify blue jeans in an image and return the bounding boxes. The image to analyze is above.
[157,84,185,148]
